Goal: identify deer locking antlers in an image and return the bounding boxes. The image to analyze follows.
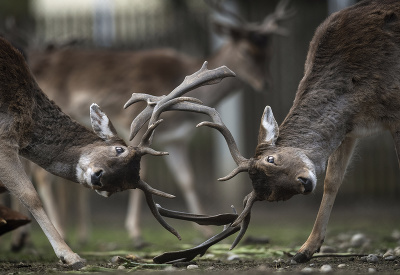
[125,62,267,262]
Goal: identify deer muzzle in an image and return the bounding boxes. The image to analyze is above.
[90,170,103,188]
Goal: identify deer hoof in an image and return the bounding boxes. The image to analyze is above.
[60,254,86,270]
[71,261,86,270]
[291,252,311,263]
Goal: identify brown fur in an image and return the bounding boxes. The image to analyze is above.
[0,37,151,267]
[231,0,400,263]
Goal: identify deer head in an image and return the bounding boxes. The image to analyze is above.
[75,103,166,197]
[248,106,317,202]
[207,0,295,91]
[201,106,317,233]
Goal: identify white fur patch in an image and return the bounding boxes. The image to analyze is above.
[260,106,278,144]
[90,103,115,140]
[96,190,111,197]
[262,116,277,142]
[76,155,93,188]
[300,153,317,190]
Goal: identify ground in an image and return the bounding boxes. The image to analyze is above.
[0,199,399,274]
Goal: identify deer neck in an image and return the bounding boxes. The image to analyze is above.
[277,81,356,174]
[19,90,100,182]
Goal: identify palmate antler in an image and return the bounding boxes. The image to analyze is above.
[124,62,236,240]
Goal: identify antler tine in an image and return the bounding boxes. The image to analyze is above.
[125,61,235,141]
[156,204,237,226]
[231,191,258,227]
[230,191,258,249]
[124,94,164,142]
[260,0,296,35]
[136,180,181,240]
[205,0,247,25]
[217,165,249,181]
[123,93,160,109]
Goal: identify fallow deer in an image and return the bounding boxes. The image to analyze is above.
[26,0,295,243]
[145,0,400,264]
[0,35,235,268]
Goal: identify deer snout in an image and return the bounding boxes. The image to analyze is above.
[91,170,103,188]
[298,177,313,193]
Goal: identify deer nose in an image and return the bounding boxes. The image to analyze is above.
[91,170,103,187]
[298,177,313,193]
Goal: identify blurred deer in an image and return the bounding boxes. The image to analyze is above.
[0,35,235,267]
[148,0,400,264]
[25,0,294,244]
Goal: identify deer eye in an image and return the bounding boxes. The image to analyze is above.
[266,156,275,164]
[115,147,125,155]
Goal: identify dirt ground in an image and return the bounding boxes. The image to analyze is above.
[0,247,399,274]
[0,199,399,274]
[0,257,399,274]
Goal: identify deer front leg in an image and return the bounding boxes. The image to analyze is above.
[292,137,357,263]
[11,158,32,251]
[0,147,85,269]
[34,167,66,239]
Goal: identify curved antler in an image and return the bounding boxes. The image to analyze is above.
[136,180,181,240]
[230,191,258,249]
[124,61,235,143]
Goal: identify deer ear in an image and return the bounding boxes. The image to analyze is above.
[90,103,118,141]
[258,106,279,145]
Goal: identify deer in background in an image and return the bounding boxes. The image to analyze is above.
[25,0,294,244]
[0,35,236,267]
[146,0,400,264]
